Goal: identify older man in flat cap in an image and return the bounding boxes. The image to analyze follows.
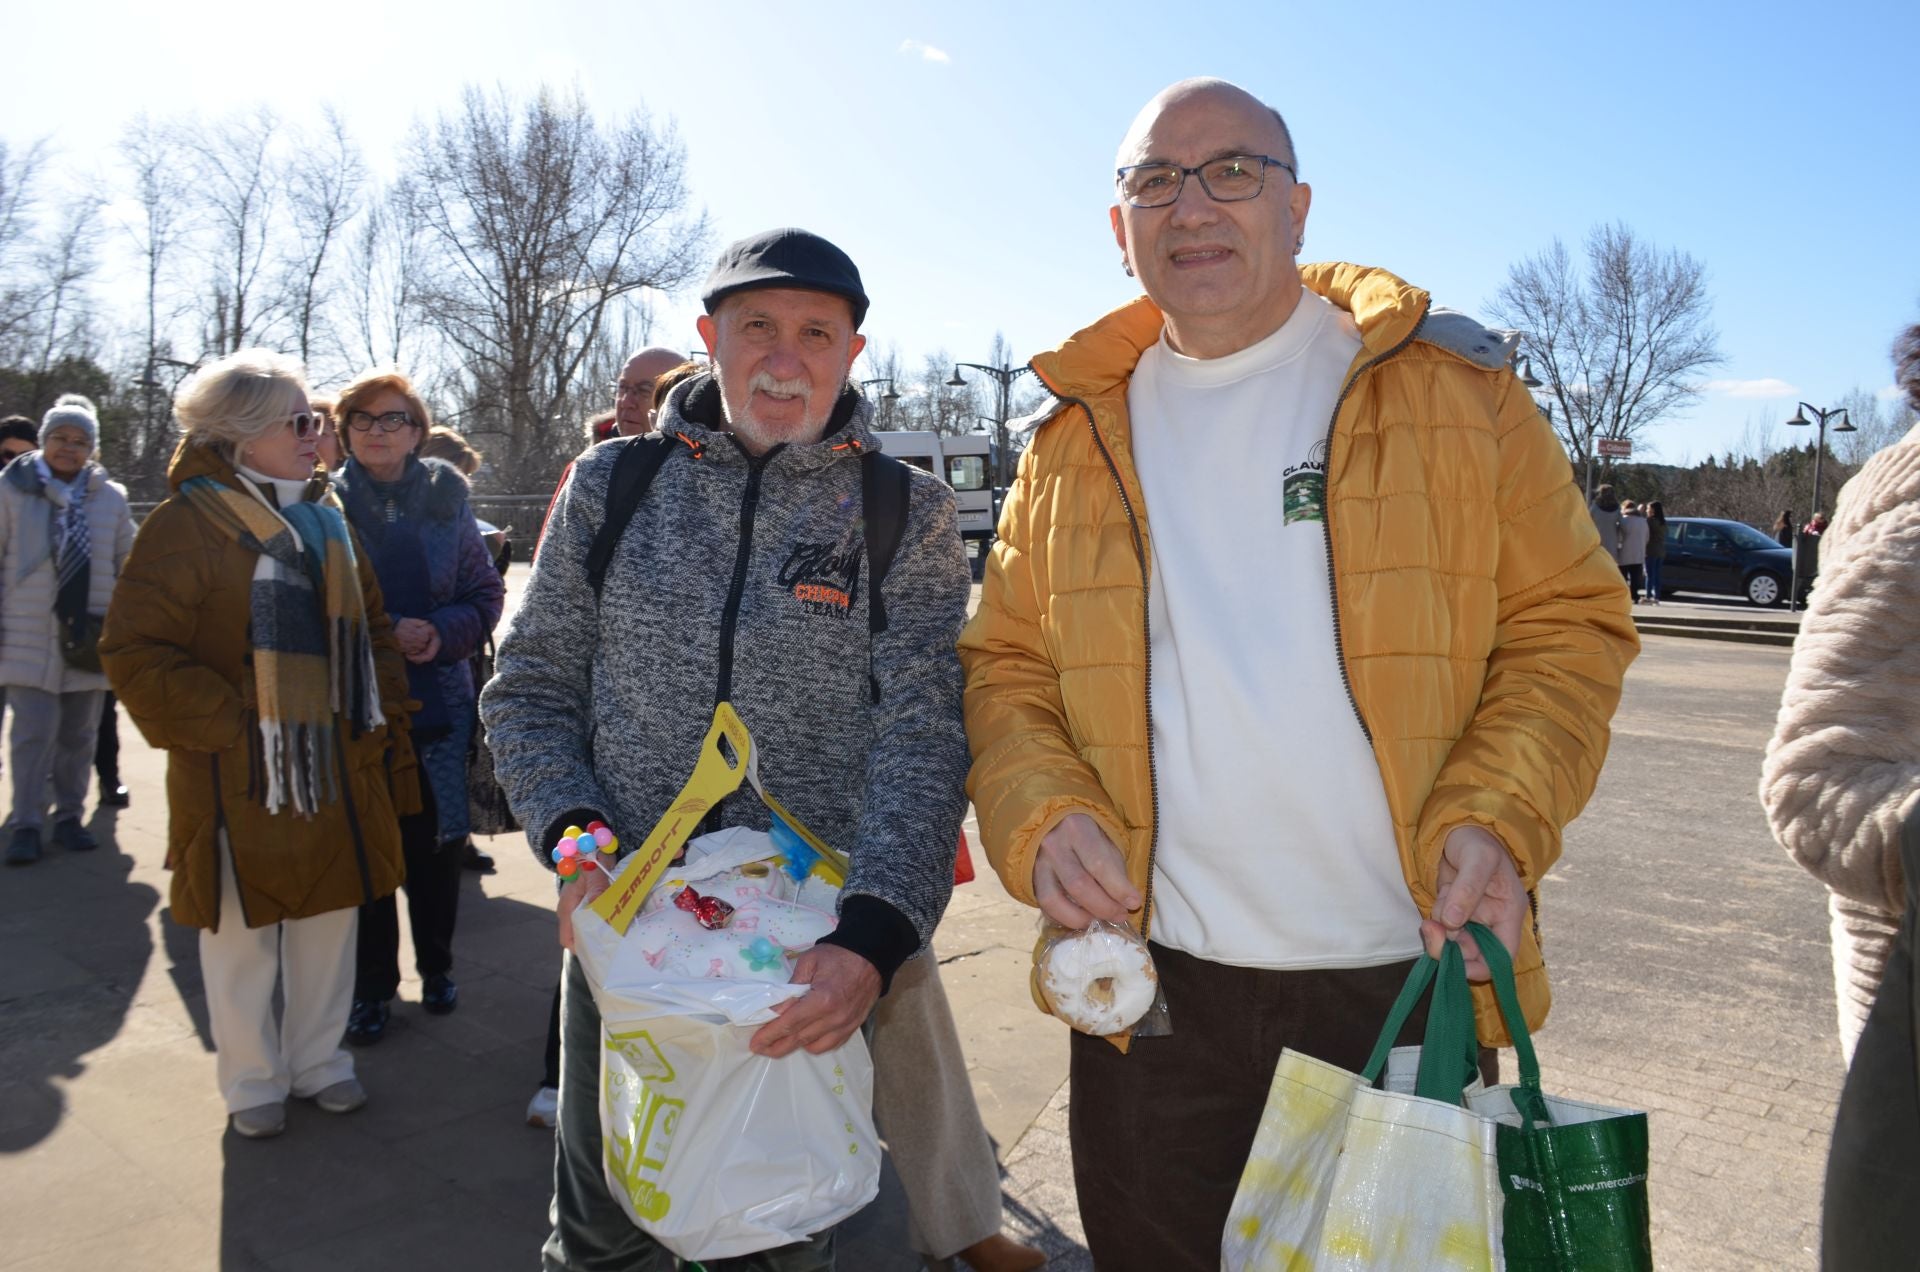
[483,229,975,1270]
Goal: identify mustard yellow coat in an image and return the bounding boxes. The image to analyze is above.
[958,263,1639,1047]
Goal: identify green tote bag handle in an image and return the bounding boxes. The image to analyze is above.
[1361,922,1551,1125]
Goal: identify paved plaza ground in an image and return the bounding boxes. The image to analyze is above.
[0,611,1841,1269]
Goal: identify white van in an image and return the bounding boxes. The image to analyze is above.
[875,430,996,576]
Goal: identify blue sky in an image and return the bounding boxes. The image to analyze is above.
[9,0,1918,462]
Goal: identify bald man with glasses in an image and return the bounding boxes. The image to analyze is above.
[959,77,1637,1265]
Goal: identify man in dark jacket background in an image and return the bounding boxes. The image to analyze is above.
[481,228,973,1271]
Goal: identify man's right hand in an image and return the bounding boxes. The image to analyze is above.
[557,867,612,950]
[1033,812,1140,928]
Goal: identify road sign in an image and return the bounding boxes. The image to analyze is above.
[1597,437,1632,459]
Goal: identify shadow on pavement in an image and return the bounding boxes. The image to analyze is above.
[0,804,157,1152]
[213,880,561,1270]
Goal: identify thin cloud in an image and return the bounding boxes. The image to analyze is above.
[898,39,952,63]
[1705,378,1798,400]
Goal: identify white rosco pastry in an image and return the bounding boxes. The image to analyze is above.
[1039,924,1160,1035]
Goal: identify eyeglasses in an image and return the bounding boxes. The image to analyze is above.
[1115,154,1296,208]
[0,445,34,462]
[346,409,417,434]
[611,381,655,399]
[281,413,322,440]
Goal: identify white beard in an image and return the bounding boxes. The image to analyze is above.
[719,370,843,451]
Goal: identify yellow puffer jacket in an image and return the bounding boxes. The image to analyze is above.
[958,262,1638,1048]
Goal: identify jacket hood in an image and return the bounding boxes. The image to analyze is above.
[654,370,879,470]
[1028,262,1514,409]
[165,437,330,501]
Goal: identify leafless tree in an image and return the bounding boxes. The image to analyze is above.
[28,195,102,378]
[343,176,433,374]
[282,107,365,365]
[403,83,711,485]
[180,107,284,353]
[0,138,54,355]
[1491,223,1724,495]
[1833,386,1918,467]
[116,114,194,481]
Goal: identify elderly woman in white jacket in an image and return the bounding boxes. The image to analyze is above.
[1760,404,1920,1062]
[0,395,135,865]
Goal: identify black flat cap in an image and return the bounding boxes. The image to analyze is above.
[700,228,869,329]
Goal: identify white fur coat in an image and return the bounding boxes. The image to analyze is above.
[1760,423,1920,1057]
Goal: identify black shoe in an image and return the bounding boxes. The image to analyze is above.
[51,820,97,852]
[5,827,41,866]
[100,784,130,808]
[421,975,459,1016]
[345,998,390,1045]
[461,840,495,874]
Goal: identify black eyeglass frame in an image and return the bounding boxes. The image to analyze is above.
[1114,154,1297,208]
[345,409,418,434]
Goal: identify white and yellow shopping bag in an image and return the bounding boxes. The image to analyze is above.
[571,704,880,1260]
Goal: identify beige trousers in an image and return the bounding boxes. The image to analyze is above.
[871,949,1003,1260]
[198,837,358,1112]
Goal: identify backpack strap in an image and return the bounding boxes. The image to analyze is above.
[861,450,912,702]
[585,435,676,599]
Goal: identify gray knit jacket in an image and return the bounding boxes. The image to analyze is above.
[478,375,972,985]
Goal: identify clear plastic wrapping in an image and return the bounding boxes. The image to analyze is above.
[1035,918,1171,1037]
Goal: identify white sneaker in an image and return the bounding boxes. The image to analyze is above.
[312,1078,368,1114]
[527,1085,559,1129]
[231,1102,287,1139]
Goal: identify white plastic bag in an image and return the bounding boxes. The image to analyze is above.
[572,829,880,1260]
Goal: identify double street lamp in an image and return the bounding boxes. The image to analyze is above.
[947,361,1032,493]
[1784,401,1855,610]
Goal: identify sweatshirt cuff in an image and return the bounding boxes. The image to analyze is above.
[815,894,921,994]
[537,807,608,874]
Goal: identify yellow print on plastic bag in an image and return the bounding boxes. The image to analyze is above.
[603,1029,683,1222]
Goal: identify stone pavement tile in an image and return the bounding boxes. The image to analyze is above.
[212,1105,458,1259]
[966,1055,1070,1166]
[0,1079,60,1150]
[262,1190,527,1272]
[58,1041,227,1156]
[346,1027,538,1145]
[380,1103,555,1243]
[995,1081,1089,1271]
[0,934,95,1003]
[0,1115,185,1267]
[365,969,552,1063]
[457,915,570,994]
[0,1204,224,1272]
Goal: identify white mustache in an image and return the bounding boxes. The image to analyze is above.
[747,372,811,401]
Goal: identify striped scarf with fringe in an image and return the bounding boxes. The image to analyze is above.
[181,474,385,816]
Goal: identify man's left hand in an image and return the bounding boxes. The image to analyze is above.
[749,945,881,1059]
[1420,824,1527,981]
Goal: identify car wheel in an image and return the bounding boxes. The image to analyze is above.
[1746,572,1784,607]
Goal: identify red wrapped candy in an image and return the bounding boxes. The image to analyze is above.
[673,885,736,930]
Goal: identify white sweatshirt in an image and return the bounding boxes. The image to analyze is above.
[1126,288,1423,969]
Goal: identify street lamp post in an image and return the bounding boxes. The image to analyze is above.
[857,377,900,430]
[947,361,1032,494]
[1784,401,1856,611]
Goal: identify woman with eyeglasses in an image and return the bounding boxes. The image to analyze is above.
[331,369,504,1045]
[0,395,135,865]
[100,350,418,1137]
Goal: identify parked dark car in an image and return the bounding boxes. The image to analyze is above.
[1661,516,1804,606]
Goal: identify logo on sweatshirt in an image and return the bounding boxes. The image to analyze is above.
[1282,437,1329,525]
[778,538,862,617]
